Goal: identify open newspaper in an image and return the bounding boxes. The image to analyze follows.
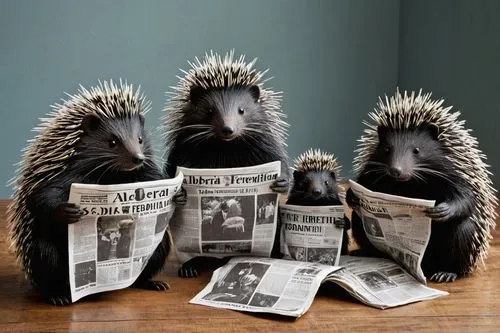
[325,256,448,309]
[190,256,448,317]
[349,180,436,283]
[171,162,281,264]
[279,204,345,266]
[67,174,184,302]
[190,257,341,317]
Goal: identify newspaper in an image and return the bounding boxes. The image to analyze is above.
[279,204,344,266]
[190,257,341,317]
[325,256,448,309]
[170,162,281,264]
[349,180,436,283]
[67,174,184,302]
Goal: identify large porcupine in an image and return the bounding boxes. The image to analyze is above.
[162,50,290,277]
[7,80,184,305]
[286,148,350,254]
[346,89,498,283]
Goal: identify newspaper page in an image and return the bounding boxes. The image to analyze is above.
[190,257,341,317]
[171,162,281,264]
[279,204,344,266]
[349,180,436,283]
[67,173,184,302]
[325,256,448,309]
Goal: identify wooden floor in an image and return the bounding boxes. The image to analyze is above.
[0,200,498,333]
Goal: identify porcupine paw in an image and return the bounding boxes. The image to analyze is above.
[178,265,199,278]
[424,202,452,222]
[334,216,351,230]
[48,295,72,306]
[270,176,289,193]
[173,187,187,206]
[133,279,170,291]
[55,202,83,224]
[345,189,360,208]
[430,272,457,283]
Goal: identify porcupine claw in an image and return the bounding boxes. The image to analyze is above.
[334,216,351,230]
[430,272,457,283]
[132,279,170,291]
[173,187,187,206]
[424,202,453,222]
[49,295,72,306]
[270,176,289,193]
[55,202,83,224]
[178,264,199,278]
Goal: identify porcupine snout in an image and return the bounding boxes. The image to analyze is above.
[132,153,145,165]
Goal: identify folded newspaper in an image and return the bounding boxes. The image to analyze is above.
[349,180,436,283]
[190,256,448,317]
[325,256,448,309]
[279,204,345,266]
[170,162,282,264]
[190,257,341,317]
[67,174,184,302]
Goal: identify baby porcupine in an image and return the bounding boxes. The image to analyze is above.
[346,89,498,283]
[7,80,185,305]
[286,149,350,254]
[162,50,290,277]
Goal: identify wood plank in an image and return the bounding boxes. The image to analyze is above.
[0,200,498,332]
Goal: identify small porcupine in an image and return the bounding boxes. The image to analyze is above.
[346,89,498,283]
[286,149,350,254]
[162,50,290,277]
[7,80,184,305]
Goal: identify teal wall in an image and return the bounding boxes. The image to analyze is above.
[399,0,500,186]
[0,0,400,198]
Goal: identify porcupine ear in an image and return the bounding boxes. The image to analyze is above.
[189,86,207,105]
[377,125,388,140]
[329,172,337,181]
[427,123,440,140]
[293,170,306,182]
[81,114,101,134]
[138,113,145,127]
[248,85,260,103]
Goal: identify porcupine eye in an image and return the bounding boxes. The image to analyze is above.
[413,147,420,155]
[109,136,119,148]
[384,146,391,154]
[238,107,245,115]
[138,136,143,144]
[324,180,329,186]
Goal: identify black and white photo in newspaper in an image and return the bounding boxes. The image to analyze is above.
[325,256,448,309]
[279,204,344,266]
[348,180,435,283]
[67,174,184,302]
[190,257,341,317]
[170,162,282,265]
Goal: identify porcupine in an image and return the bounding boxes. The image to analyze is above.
[7,80,186,305]
[346,89,497,282]
[162,50,290,278]
[286,148,350,254]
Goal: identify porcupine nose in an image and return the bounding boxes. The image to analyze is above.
[132,153,145,165]
[222,126,234,136]
[313,188,322,196]
[389,166,403,178]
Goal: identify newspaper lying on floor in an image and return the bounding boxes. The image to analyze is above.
[170,162,281,264]
[190,256,448,316]
[325,256,448,309]
[349,180,436,283]
[279,204,345,266]
[190,257,341,317]
[67,174,184,302]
